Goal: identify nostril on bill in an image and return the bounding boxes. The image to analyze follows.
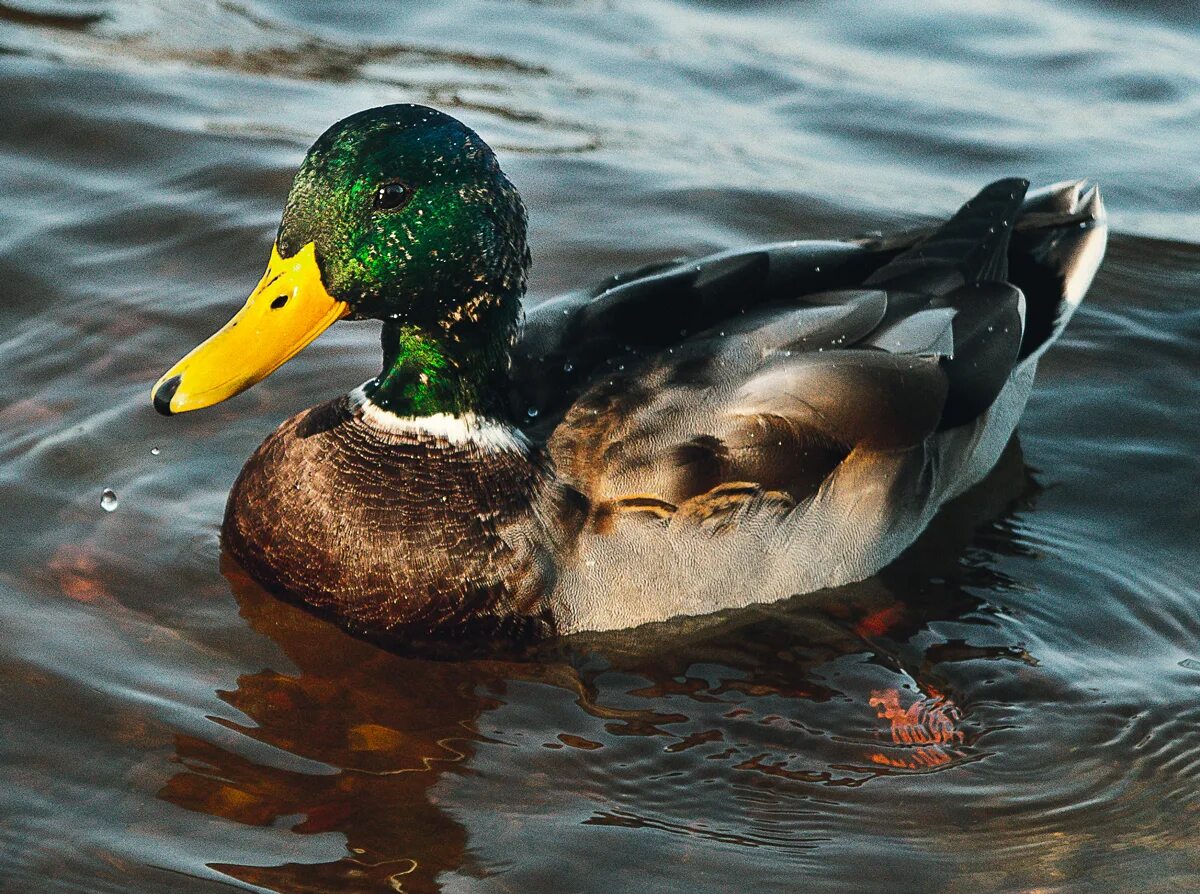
[270,295,289,309]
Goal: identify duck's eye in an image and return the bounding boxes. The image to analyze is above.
[373,182,412,212]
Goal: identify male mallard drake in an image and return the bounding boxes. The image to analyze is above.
[153,105,1107,639]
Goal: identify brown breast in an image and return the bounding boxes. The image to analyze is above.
[222,395,561,640]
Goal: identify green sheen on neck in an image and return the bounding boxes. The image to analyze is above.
[366,324,455,416]
[362,316,510,418]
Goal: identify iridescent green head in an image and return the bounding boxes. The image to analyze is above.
[280,104,529,324]
[153,104,529,419]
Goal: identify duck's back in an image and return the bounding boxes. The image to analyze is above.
[516,179,1107,632]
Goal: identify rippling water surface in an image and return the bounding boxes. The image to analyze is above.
[2,1,1199,891]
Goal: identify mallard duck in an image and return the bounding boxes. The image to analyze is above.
[153,104,1107,639]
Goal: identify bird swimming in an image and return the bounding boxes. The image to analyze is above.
[153,104,1107,640]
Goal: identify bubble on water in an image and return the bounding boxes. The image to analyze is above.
[150,447,160,456]
[100,489,119,512]
[563,361,574,373]
[526,406,539,418]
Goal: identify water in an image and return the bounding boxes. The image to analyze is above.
[1,1,1198,891]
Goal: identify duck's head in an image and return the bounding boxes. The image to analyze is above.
[153,104,529,417]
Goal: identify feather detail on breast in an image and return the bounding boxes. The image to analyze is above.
[222,395,569,639]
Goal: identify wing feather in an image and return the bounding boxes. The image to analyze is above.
[533,178,1096,529]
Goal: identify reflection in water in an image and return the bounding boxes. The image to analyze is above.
[165,559,483,892]
[867,687,964,770]
[160,439,1037,890]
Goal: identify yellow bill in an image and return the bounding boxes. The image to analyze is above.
[152,242,349,415]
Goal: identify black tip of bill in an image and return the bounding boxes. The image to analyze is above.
[154,375,181,416]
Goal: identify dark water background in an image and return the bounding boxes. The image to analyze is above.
[2,1,1199,891]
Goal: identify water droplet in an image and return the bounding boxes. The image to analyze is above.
[100,489,119,512]
[150,447,160,456]
[814,266,821,272]
[526,406,539,418]
[563,361,574,373]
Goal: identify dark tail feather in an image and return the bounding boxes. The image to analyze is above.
[866,178,1030,290]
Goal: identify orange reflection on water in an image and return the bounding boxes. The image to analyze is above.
[854,602,906,638]
[867,687,964,771]
[49,544,111,605]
